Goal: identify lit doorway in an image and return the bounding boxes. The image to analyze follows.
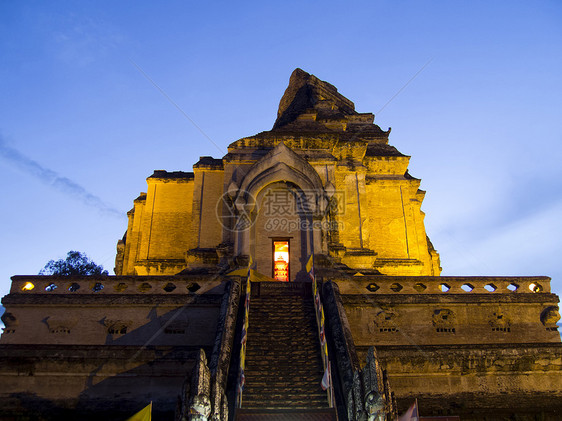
[273,240,289,282]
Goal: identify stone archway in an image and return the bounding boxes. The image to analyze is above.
[232,142,328,279]
[251,181,313,281]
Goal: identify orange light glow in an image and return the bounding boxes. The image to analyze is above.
[529,283,542,293]
[21,282,35,291]
[273,241,289,282]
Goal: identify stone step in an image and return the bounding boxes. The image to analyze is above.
[247,336,317,342]
[241,397,328,408]
[246,374,322,388]
[247,346,317,351]
[247,334,319,340]
[244,386,325,395]
[244,385,326,394]
[244,374,323,383]
[242,287,327,409]
[249,307,314,312]
[246,362,322,369]
[241,403,328,411]
[245,363,323,372]
[242,400,328,409]
[244,387,324,396]
[235,408,338,421]
[244,372,323,380]
[244,374,324,383]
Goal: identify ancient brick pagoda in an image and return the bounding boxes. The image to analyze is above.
[1,69,560,420]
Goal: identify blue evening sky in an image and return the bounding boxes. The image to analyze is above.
[1,1,561,301]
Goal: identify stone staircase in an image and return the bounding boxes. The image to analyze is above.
[240,282,329,411]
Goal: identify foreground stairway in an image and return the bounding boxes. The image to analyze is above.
[239,282,331,415]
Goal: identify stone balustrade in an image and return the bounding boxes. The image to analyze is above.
[9,275,224,295]
[9,275,552,296]
[332,276,552,295]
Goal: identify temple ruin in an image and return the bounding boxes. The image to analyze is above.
[1,69,560,420]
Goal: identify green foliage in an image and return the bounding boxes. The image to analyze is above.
[39,251,108,276]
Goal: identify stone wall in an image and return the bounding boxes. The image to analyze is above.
[1,275,224,346]
[372,344,562,420]
[329,275,562,419]
[119,171,196,276]
[192,165,225,250]
[334,276,560,346]
[117,136,442,278]
[0,345,197,420]
[0,275,231,419]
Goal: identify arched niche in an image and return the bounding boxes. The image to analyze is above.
[250,181,313,281]
[232,142,328,278]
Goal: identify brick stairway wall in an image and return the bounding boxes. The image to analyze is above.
[241,283,328,409]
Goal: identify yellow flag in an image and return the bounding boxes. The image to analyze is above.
[306,254,313,273]
[126,402,152,421]
[240,343,246,368]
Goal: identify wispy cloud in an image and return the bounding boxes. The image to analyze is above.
[0,135,122,217]
[52,14,124,67]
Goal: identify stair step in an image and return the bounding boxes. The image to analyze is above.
[242,398,328,406]
[242,284,328,409]
[235,408,337,420]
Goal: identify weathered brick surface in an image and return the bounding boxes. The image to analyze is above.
[242,288,328,409]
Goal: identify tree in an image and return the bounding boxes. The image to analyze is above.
[39,251,109,276]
